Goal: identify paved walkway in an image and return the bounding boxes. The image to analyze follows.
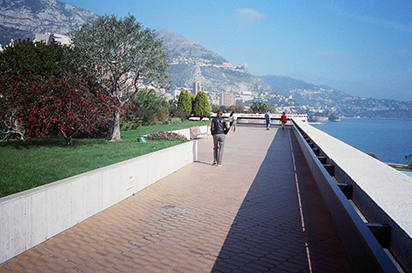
[0,126,352,273]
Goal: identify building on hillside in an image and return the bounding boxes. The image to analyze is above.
[312,115,329,122]
[173,89,182,99]
[192,81,204,95]
[205,91,219,106]
[35,33,72,46]
[220,92,235,106]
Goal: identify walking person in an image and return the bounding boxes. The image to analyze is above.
[211,109,229,166]
[229,111,237,132]
[265,110,271,130]
[280,112,287,130]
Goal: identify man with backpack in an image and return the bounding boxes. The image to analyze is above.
[211,110,229,166]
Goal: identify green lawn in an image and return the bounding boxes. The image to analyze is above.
[0,121,209,198]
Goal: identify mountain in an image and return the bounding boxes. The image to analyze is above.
[260,75,412,119]
[157,30,272,97]
[1,2,410,119]
[259,75,319,97]
[286,71,412,102]
[0,0,95,46]
[158,30,227,66]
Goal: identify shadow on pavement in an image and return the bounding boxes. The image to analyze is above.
[211,128,352,273]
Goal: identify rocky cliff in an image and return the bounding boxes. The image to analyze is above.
[157,29,272,96]
[0,0,94,45]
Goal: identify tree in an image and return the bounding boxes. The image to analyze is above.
[125,89,168,127]
[235,104,245,113]
[193,91,210,117]
[405,154,412,169]
[0,39,70,78]
[0,39,74,140]
[267,104,277,113]
[27,74,111,144]
[72,14,168,141]
[0,38,111,143]
[177,90,192,118]
[0,72,39,140]
[249,101,268,113]
[211,104,220,113]
[0,71,111,143]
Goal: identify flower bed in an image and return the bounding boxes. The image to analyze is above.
[146,131,187,141]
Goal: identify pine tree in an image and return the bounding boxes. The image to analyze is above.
[177,90,192,118]
[193,91,210,117]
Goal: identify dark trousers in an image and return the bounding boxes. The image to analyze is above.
[213,134,226,165]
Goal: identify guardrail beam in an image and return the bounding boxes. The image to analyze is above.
[323,164,335,176]
[337,183,353,199]
[317,156,327,164]
[367,223,391,249]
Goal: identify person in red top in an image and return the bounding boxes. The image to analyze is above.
[280,112,287,130]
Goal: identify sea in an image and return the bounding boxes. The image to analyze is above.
[312,118,412,177]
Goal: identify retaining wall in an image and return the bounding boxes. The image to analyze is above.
[0,138,198,264]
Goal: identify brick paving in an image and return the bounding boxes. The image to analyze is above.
[0,126,352,273]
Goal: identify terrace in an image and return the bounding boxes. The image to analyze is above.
[0,116,411,272]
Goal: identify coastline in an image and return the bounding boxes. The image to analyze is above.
[311,118,412,165]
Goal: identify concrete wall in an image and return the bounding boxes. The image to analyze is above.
[292,118,412,272]
[173,125,209,139]
[0,140,198,264]
[147,125,209,140]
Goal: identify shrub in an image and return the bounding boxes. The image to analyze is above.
[170,108,186,120]
[170,118,182,124]
[121,116,142,131]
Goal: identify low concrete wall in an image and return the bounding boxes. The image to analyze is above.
[152,125,209,140]
[173,125,208,139]
[0,140,198,264]
[292,118,412,272]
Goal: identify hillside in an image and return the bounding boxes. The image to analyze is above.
[0,1,410,119]
[157,29,272,96]
[0,0,95,46]
[260,75,412,119]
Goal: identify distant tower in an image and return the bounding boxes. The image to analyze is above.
[193,81,204,95]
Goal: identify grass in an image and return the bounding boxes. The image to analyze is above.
[0,121,209,198]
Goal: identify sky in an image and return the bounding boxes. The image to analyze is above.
[62,0,412,101]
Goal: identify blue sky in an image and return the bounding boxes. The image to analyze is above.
[62,0,412,101]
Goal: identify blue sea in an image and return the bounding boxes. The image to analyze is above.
[312,118,412,165]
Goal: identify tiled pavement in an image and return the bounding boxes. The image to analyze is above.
[0,126,353,273]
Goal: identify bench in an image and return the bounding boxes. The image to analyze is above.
[190,126,207,139]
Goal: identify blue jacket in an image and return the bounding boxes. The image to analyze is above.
[265,112,270,122]
[211,116,229,135]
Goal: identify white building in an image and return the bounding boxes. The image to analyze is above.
[34,33,72,46]
[192,81,204,95]
[220,92,235,106]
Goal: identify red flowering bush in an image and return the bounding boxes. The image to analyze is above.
[0,71,113,144]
